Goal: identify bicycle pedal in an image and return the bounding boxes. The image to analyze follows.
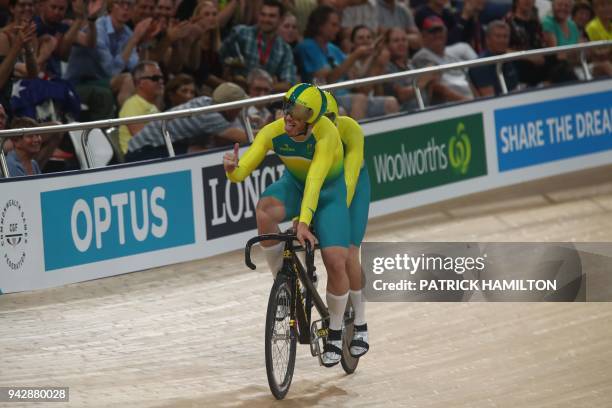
[309,318,329,358]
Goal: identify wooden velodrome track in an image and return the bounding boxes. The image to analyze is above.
[2,165,612,408]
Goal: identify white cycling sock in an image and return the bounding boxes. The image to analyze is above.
[326,291,349,331]
[263,241,284,278]
[349,289,366,326]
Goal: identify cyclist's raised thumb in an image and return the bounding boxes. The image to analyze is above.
[233,143,240,163]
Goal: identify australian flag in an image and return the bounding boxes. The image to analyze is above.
[10,78,81,122]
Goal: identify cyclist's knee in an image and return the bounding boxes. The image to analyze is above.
[322,247,348,276]
[348,245,360,260]
[256,197,285,225]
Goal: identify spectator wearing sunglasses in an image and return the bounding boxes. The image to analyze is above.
[126,82,247,161]
[118,60,163,153]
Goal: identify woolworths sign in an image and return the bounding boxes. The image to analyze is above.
[366,113,487,201]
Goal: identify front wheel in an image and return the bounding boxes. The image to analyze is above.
[340,298,359,374]
[265,275,297,399]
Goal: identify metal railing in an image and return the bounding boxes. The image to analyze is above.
[0,40,610,177]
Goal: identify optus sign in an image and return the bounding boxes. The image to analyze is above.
[365,113,487,201]
[41,171,195,270]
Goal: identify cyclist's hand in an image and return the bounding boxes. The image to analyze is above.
[223,143,240,173]
[291,217,299,233]
[296,222,315,249]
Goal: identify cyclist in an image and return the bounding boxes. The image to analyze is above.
[223,83,351,367]
[324,90,370,358]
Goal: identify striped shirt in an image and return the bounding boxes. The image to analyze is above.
[127,96,231,152]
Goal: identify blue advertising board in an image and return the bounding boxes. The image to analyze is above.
[495,90,612,171]
[41,171,195,270]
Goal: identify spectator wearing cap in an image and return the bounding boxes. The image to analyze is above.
[451,0,486,53]
[469,20,519,97]
[415,0,457,42]
[412,15,475,104]
[572,0,593,41]
[5,116,42,176]
[377,0,422,50]
[125,82,247,162]
[219,0,297,92]
[118,61,163,154]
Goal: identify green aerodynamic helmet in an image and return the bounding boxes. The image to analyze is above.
[283,83,327,124]
[323,90,339,124]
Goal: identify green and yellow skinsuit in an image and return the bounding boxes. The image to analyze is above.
[227,116,350,248]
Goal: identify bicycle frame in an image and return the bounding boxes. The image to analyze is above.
[245,233,330,345]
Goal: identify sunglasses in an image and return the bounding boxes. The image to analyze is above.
[140,75,164,82]
[282,98,312,122]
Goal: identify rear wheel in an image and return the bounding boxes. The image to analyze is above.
[340,298,359,374]
[265,275,297,399]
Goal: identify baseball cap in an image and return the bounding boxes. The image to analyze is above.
[212,82,248,104]
[420,15,446,32]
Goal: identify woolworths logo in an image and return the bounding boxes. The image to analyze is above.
[449,123,471,174]
[366,114,486,201]
[373,138,447,183]
[372,122,474,184]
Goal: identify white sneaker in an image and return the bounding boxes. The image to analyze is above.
[350,328,369,358]
[321,329,342,367]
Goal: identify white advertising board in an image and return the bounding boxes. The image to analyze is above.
[1,79,610,293]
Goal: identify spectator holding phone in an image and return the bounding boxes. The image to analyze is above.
[348,25,399,118]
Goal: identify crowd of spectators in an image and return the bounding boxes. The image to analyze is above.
[0,0,610,174]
